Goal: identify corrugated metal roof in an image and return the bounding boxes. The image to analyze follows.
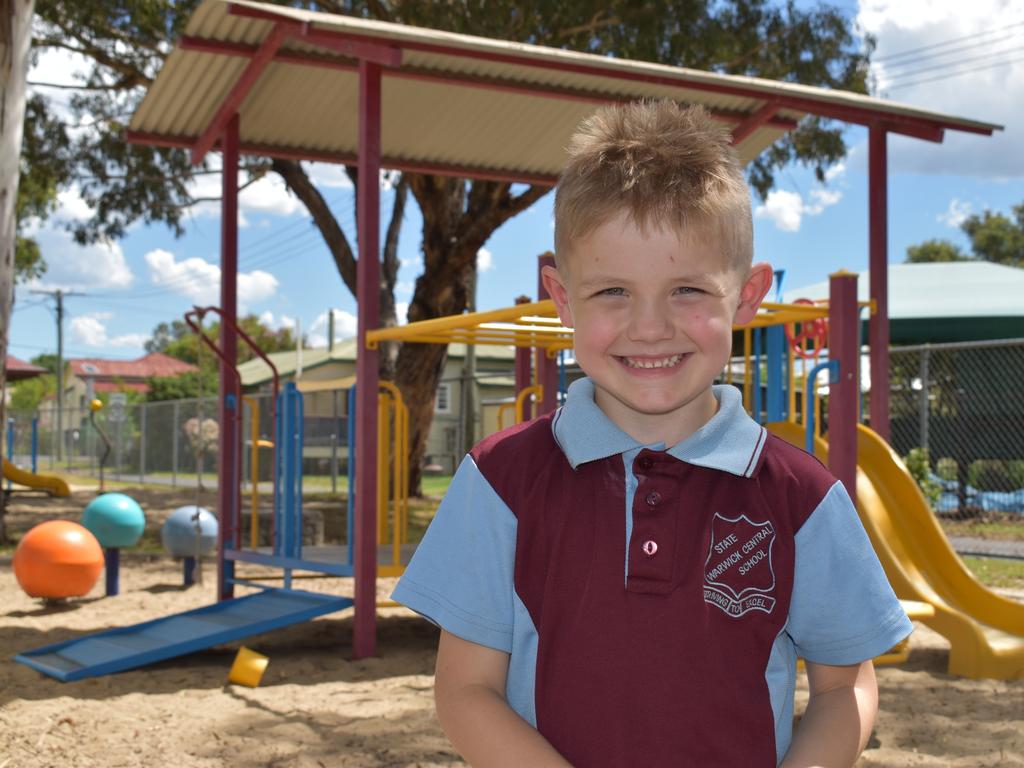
[784,263,1024,320]
[129,0,1000,179]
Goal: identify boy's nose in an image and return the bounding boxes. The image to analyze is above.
[627,301,674,342]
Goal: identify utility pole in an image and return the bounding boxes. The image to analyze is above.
[461,269,477,458]
[30,288,84,461]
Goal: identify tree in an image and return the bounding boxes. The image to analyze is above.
[30,0,871,493]
[906,239,968,264]
[1,0,37,541]
[961,204,1024,268]
[906,203,1024,268]
[144,313,299,400]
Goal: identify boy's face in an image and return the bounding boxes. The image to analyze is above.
[543,212,772,444]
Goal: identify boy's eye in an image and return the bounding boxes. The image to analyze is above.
[674,286,702,296]
[597,287,626,297]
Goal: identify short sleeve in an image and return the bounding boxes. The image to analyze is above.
[787,481,913,665]
[391,455,517,653]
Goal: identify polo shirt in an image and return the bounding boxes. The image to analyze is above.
[393,378,912,767]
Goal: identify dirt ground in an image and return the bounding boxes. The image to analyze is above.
[1,487,1022,767]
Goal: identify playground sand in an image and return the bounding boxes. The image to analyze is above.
[2,489,1023,766]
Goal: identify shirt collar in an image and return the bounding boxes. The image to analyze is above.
[553,377,767,477]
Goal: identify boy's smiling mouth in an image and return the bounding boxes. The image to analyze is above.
[618,353,687,370]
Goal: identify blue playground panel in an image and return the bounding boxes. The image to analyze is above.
[15,588,353,682]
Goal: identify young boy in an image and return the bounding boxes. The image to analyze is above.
[393,101,911,767]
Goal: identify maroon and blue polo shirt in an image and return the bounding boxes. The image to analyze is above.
[393,378,911,766]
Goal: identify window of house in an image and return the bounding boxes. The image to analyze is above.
[435,383,451,414]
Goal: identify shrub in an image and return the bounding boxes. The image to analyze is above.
[967,459,1023,492]
[905,448,940,505]
[936,457,958,482]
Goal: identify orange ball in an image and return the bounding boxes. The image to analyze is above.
[13,520,104,599]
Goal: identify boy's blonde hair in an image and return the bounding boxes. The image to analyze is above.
[554,100,752,271]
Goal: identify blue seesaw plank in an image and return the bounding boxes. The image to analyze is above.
[14,588,354,682]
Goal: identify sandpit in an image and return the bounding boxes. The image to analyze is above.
[1,487,1021,766]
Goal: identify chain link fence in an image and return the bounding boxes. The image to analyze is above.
[889,338,1024,520]
[5,392,351,493]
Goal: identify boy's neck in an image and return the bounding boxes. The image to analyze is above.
[593,385,720,449]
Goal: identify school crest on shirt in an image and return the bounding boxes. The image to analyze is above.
[703,512,777,618]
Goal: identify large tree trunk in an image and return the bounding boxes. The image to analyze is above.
[0,0,34,541]
[397,176,550,495]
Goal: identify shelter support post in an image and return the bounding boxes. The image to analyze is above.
[536,254,559,415]
[828,271,858,500]
[354,59,382,659]
[217,114,240,602]
[868,123,890,441]
[514,295,532,420]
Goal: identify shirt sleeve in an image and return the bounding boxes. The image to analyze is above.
[391,454,517,653]
[786,481,913,665]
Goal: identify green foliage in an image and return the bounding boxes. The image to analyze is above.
[904,447,940,505]
[29,353,61,376]
[905,202,1024,268]
[961,204,1024,268]
[144,314,296,401]
[9,375,54,414]
[906,239,968,264]
[936,457,958,482]
[967,459,1024,492]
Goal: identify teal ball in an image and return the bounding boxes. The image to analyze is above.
[82,493,146,548]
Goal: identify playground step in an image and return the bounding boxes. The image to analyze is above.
[14,588,354,682]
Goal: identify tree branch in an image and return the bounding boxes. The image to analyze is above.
[271,158,357,296]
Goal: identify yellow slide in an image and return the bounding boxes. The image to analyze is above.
[768,422,1024,680]
[2,458,71,497]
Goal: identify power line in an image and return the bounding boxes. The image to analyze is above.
[882,44,1023,83]
[884,52,1024,90]
[875,19,1024,62]
[879,31,1021,72]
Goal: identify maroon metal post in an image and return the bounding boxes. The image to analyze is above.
[513,295,532,420]
[353,59,382,659]
[536,253,559,415]
[217,113,240,601]
[828,271,858,501]
[868,123,890,442]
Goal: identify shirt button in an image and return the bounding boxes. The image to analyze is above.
[645,492,661,506]
[642,540,658,556]
[638,456,653,471]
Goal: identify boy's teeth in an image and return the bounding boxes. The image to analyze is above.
[624,354,683,369]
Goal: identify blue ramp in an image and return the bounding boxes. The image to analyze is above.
[15,589,354,682]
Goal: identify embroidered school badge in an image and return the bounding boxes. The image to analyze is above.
[703,513,777,618]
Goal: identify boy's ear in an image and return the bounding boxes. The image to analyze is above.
[541,264,574,328]
[733,262,774,325]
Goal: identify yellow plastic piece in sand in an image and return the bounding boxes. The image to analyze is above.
[228,646,269,687]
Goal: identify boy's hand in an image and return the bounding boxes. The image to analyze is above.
[434,630,572,767]
[781,660,878,768]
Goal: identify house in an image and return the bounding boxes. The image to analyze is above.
[4,355,48,407]
[238,340,518,474]
[67,352,198,400]
[784,262,1024,344]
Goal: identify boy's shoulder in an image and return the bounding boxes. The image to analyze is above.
[469,411,568,490]
[754,432,844,529]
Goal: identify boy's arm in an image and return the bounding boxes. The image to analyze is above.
[781,659,878,768]
[435,630,571,767]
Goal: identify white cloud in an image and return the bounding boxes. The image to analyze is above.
[395,302,409,325]
[755,185,844,233]
[27,229,134,291]
[477,247,494,272]
[69,313,147,349]
[144,248,278,307]
[938,197,972,227]
[859,1,1024,177]
[308,308,358,348]
[55,188,93,222]
[395,280,415,298]
[306,162,355,189]
[258,310,296,331]
[755,190,804,232]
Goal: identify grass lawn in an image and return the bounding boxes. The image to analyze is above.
[961,556,1024,590]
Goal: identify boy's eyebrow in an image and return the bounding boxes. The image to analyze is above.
[575,272,720,291]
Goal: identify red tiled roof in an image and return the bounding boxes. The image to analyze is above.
[5,355,48,381]
[92,380,149,394]
[69,352,197,381]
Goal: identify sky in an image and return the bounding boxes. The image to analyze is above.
[9,0,1024,363]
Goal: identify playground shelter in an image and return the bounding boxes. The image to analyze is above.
[126,0,1000,658]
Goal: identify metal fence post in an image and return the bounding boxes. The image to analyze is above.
[918,347,930,457]
[139,402,147,485]
[172,400,179,488]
